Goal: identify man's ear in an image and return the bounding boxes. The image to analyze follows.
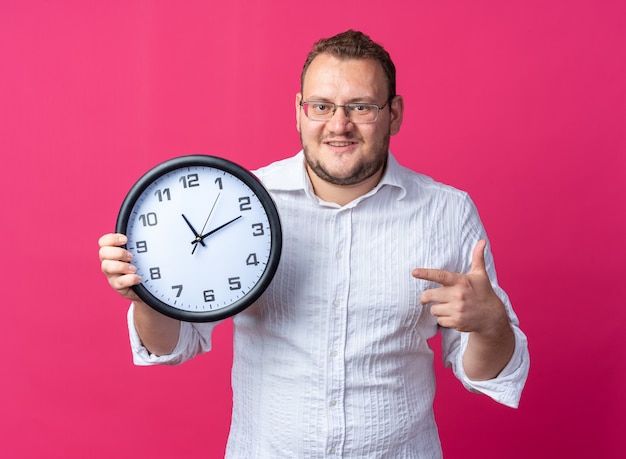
[295,93,303,133]
[389,95,404,136]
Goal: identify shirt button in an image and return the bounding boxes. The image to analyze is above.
[330,350,338,357]
[336,251,343,260]
[329,447,336,454]
[329,399,337,407]
[332,300,340,308]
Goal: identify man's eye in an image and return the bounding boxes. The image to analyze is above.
[351,105,371,112]
[313,104,331,112]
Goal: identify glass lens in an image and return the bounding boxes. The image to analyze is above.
[306,102,334,119]
[302,102,379,123]
[346,104,377,122]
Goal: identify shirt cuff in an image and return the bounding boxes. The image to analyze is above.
[127,303,201,366]
[454,325,530,408]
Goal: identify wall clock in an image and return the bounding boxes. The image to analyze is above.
[116,155,282,322]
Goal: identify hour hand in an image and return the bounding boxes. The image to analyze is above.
[181,214,206,247]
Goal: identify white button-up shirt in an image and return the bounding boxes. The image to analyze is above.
[129,151,530,458]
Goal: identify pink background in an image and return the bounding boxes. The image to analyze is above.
[1,1,625,458]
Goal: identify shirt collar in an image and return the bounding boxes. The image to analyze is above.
[377,152,408,201]
[261,150,407,202]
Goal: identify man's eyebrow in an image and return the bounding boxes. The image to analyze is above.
[302,96,333,102]
[303,96,379,103]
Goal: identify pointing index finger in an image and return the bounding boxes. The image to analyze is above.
[411,267,461,286]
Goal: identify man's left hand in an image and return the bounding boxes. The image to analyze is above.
[412,239,509,336]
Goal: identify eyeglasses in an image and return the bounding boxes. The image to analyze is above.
[299,99,390,123]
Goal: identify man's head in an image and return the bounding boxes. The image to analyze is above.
[296,30,403,205]
[300,30,397,102]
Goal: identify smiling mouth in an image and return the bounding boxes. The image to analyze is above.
[326,141,356,147]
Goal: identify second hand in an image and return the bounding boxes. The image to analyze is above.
[192,192,220,254]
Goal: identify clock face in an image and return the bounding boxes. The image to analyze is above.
[116,155,282,322]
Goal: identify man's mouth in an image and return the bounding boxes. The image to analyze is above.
[326,141,356,147]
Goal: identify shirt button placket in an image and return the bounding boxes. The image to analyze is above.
[326,209,351,456]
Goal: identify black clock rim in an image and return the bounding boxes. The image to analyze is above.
[115,154,282,323]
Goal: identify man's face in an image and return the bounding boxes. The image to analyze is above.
[296,53,403,187]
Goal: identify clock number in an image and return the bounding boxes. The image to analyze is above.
[139,212,158,227]
[171,284,183,298]
[203,290,215,302]
[136,241,148,253]
[246,253,260,266]
[229,277,242,291]
[239,196,252,211]
[180,173,200,188]
[215,177,223,190]
[149,267,161,280]
[155,188,171,202]
[251,223,265,236]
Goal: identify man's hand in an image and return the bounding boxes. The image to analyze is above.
[412,239,509,336]
[412,239,514,380]
[98,233,143,302]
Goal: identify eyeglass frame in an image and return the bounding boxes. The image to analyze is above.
[299,98,393,124]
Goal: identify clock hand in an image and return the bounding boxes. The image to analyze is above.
[192,215,243,245]
[190,193,221,254]
[199,192,220,235]
[181,214,206,247]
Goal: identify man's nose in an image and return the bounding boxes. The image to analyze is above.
[327,106,353,132]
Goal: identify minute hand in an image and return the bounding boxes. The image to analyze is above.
[193,215,242,245]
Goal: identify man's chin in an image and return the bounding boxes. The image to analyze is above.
[310,162,378,186]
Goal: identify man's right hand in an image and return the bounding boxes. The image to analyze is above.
[98,233,143,303]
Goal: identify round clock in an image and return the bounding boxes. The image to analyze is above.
[116,155,282,322]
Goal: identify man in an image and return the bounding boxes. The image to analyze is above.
[99,30,529,458]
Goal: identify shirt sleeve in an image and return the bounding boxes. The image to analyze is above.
[127,303,219,366]
[440,193,530,408]
[441,325,530,408]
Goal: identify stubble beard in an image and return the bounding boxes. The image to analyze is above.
[301,131,391,186]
